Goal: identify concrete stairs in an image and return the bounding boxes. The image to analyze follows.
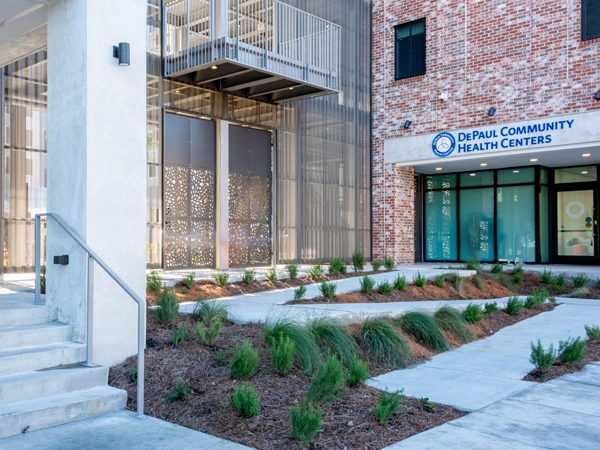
[0,303,126,439]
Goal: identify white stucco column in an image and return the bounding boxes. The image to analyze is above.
[216,119,229,269]
[47,0,146,366]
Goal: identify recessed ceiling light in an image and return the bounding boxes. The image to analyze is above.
[289,87,295,90]
[530,158,538,162]
[211,65,218,69]
[435,167,442,171]
[470,173,476,176]
[582,171,588,174]
[583,153,591,157]
[480,163,487,167]
[175,90,180,93]
[513,170,520,173]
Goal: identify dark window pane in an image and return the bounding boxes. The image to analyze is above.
[395,19,426,80]
[583,0,600,41]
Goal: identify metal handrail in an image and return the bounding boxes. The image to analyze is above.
[34,213,146,418]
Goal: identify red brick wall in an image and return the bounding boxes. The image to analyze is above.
[371,0,600,264]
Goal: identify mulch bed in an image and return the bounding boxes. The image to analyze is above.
[523,338,600,383]
[110,302,555,449]
[511,273,600,298]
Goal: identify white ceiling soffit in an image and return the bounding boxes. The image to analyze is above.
[0,0,51,67]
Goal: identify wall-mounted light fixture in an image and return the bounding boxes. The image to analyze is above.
[404,120,412,129]
[595,90,600,100]
[488,107,496,117]
[113,42,130,66]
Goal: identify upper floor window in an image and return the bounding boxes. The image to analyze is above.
[582,0,600,40]
[395,19,426,80]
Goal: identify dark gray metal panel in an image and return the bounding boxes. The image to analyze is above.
[164,113,190,166]
[190,118,216,169]
[229,125,271,175]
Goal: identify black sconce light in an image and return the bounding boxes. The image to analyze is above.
[595,90,600,100]
[113,42,130,66]
[488,107,496,117]
[403,120,412,129]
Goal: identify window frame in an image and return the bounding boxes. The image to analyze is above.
[394,18,427,81]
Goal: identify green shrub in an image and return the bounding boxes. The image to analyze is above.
[347,358,370,387]
[434,306,472,343]
[420,397,435,411]
[396,311,449,352]
[230,341,260,379]
[530,340,556,373]
[263,316,321,373]
[40,268,46,295]
[372,259,383,271]
[196,317,222,346]
[308,265,325,280]
[413,271,426,288]
[359,318,413,368]
[585,324,600,340]
[146,271,162,292]
[214,348,230,366]
[182,272,195,290]
[462,303,484,323]
[550,274,567,292]
[513,265,524,276]
[540,269,553,284]
[374,389,404,425]
[265,268,278,283]
[212,270,229,287]
[307,354,346,405]
[377,281,393,295]
[319,281,337,299]
[171,326,189,348]
[271,333,295,375]
[360,275,376,294]
[505,296,524,315]
[383,255,395,270]
[293,285,307,302]
[352,251,365,272]
[483,302,499,315]
[155,288,179,324]
[307,317,359,366]
[558,337,586,364]
[488,272,515,291]
[242,268,256,285]
[167,381,192,404]
[128,367,138,382]
[525,289,547,309]
[329,257,347,276]
[513,272,524,284]
[491,262,502,274]
[434,275,445,288]
[573,273,591,288]
[290,399,322,446]
[393,274,408,291]
[191,299,228,325]
[472,276,486,291]
[230,383,261,417]
[181,287,189,295]
[453,273,464,292]
[465,260,482,273]
[286,263,299,279]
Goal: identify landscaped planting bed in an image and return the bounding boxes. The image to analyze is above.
[110,300,555,449]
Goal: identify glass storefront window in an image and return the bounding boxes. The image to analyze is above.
[497,167,534,185]
[555,166,597,184]
[540,167,548,185]
[497,185,535,263]
[425,190,457,260]
[425,174,457,190]
[460,171,494,187]
[540,186,549,262]
[459,188,495,261]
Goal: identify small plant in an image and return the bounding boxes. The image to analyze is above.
[472,276,486,292]
[434,275,445,288]
[191,299,228,326]
[171,326,189,348]
[214,348,231,366]
[290,399,322,447]
[308,264,325,280]
[181,287,189,295]
[462,303,484,323]
[483,302,499,315]
[377,280,393,295]
[182,272,195,290]
[540,269,553,284]
[360,275,376,294]
[359,318,413,368]
[558,337,586,364]
[573,273,591,288]
[525,289,548,309]
[513,265,524,276]
[372,259,383,271]
[146,271,162,292]
[242,268,256,285]
[230,341,260,379]
[212,270,229,287]
[286,263,299,279]
[307,317,359,366]
[264,316,321,373]
[230,383,260,417]
[167,381,192,404]
[128,367,138,382]
[374,389,404,425]
[585,324,600,340]
[513,272,524,284]
[550,274,567,293]
[383,255,395,270]
[465,260,482,273]
[452,273,464,292]
[293,285,307,302]
[328,257,347,276]
[319,281,337,299]
[271,333,296,376]
[352,251,365,272]
[196,317,222,346]
[530,340,557,373]
[396,311,449,352]
[40,268,46,295]
[491,262,502,274]
[265,268,278,283]
[347,358,370,387]
[393,274,408,291]
[505,296,524,315]
[307,354,346,405]
[413,271,426,288]
[434,306,472,343]
[155,288,179,324]
[420,397,435,411]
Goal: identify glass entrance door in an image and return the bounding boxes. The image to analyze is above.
[556,189,597,264]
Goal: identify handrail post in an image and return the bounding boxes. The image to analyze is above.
[137,303,145,417]
[34,215,42,305]
[86,255,94,366]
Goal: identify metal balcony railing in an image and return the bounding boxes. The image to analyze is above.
[163,0,341,102]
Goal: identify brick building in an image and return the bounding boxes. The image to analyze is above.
[372,0,600,265]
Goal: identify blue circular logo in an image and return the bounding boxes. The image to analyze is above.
[432,132,456,157]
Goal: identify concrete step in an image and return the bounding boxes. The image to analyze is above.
[0,305,55,328]
[0,385,127,439]
[0,343,86,376]
[0,366,108,406]
[0,323,73,351]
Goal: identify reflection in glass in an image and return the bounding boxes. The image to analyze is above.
[425,190,457,260]
[497,185,535,263]
[557,190,594,257]
[460,188,495,261]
